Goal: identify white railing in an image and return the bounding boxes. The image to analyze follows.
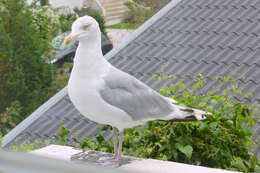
[0,149,135,173]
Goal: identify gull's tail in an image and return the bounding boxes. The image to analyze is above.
[161,104,209,122]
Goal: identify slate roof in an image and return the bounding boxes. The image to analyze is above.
[3,0,260,158]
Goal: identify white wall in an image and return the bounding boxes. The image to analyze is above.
[49,0,84,9]
[27,0,84,9]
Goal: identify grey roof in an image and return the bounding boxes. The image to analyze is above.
[3,0,260,158]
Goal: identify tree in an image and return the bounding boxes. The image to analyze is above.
[0,0,57,134]
[40,0,49,6]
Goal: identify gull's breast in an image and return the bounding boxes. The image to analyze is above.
[68,75,132,127]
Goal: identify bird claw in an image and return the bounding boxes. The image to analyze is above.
[98,156,121,168]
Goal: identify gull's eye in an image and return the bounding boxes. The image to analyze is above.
[82,25,89,30]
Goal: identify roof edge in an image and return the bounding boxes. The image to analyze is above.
[2,87,68,147]
[104,0,183,60]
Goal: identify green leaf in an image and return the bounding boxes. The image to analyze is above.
[9,145,18,151]
[198,123,208,133]
[211,99,218,105]
[182,91,189,98]
[158,76,162,82]
[177,82,186,89]
[169,84,175,94]
[231,157,248,173]
[209,122,218,129]
[152,74,157,80]
[207,90,214,95]
[80,137,91,150]
[100,125,111,131]
[225,120,233,126]
[95,134,105,144]
[58,125,70,137]
[175,143,193,159]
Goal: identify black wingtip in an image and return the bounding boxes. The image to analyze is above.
[180,108,194,113]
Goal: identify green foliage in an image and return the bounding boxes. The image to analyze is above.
[57,125,71,145]
[124,1,153,25]
[124,0,169,25]
[8,139,43,152]
[40,0,49,6]
[59,13,77,33]
[55,73,259,172]
[20,143,35,152]
[0,133,2,146]
[9,145,18,151]
[0,0,60,135]
[0,101,22,134]
[30,5,60,39]
[106,23,139,29]
[79,134,113,153]
[55,124,113,153]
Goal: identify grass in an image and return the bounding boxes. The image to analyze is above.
[105,23,139,29]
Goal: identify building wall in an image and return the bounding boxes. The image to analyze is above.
[26,0,84,9]
[49,0,84,9]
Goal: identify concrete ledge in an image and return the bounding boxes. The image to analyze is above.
[31,145,239,173]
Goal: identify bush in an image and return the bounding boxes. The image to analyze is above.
[31,6,60,39]
[59,13,77,33]
[124,0,169,25]
[124,1,153,25]
[40,0,49,6]
[0,101,23,134]
[56,73,259,172]
[0,0,60,135]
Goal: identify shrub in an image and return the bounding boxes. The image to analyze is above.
[56,73,259,172]
[0,0,60,135]
[0,101,23,134]
[124,1,153,25]
[59,13,77,33]
[124,0,169,25]
[30,4,60,40]
[40,0,49,6]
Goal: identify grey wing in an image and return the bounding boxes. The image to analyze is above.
[99,69,174,121]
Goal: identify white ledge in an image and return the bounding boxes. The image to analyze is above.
[31,145,239,173]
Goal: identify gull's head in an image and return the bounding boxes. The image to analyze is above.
[63,16,100,45]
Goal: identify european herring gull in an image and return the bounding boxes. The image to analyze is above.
[64,16,209,162]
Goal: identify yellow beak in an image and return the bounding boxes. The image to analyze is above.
[63,34,77,45]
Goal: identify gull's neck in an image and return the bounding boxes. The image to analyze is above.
[72,38,111,78]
